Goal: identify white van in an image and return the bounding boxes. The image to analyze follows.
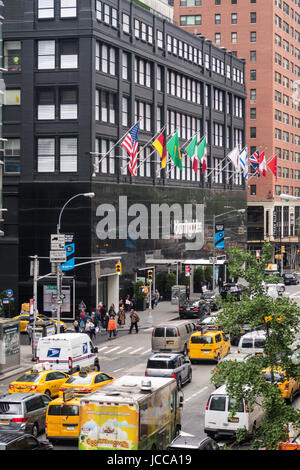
[237,330,266,356]
[151,321,196,355]
[204,385,264,439]
[36,333,100,374]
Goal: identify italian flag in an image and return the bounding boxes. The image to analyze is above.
[198,136,207,174]
[185,135,199,173]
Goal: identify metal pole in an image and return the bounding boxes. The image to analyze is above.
[147,280,152,325]
[213,214,216,292]
[32,255,38,361]
[56,265,62,334]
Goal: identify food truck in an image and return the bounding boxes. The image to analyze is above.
[78,375,183,450]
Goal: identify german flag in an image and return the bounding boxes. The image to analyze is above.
[152,129,167,168]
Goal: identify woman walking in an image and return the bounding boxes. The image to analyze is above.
[117,305,126,328]
[129,310,139,334]
[107,315,117,339]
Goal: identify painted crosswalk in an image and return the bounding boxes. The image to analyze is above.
[98,345,153,357]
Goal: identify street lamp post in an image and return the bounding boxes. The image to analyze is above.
[55,192,95,333]
[279,194,300,273]
[212,208,246,291]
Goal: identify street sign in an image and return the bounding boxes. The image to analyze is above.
[209,257,217,264]
[6,289,13,298]
[50,250,67,263]
[185,265,191,276]
[215,224,225,250]
[51,234,66,250]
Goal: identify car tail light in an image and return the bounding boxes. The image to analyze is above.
[245,404,249,413]
[205,400,210,410]
[30,385,37,390]
[179,307,184,311]
[285,384,289,390]
[59,387,67,392]
[11,418,28,423]
[8,385,14,390]
[145,372,147,376]
[68,357,72,369]
[81,388,92,393]
[178,331,180,336]
[172,373,177,379]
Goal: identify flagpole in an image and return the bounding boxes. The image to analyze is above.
[205,145,246,179]
[159,129,180,178]
[135,125,167,171]
[246,149,274,184]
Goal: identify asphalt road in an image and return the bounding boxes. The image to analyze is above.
[1,282,300,450]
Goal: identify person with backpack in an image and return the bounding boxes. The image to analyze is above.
[129,310,139,334]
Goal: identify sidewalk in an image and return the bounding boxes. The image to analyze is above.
[0,301,179,382]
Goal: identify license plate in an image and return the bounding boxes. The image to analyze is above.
[255,353,263,356]
[167,341,174,344]
[240,330,245,334]
[67,426,75,431]
[201,350,210,354]
[228,417,239,423]
[0,420,9,424]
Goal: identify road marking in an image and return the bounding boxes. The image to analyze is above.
[113,368,125,373]
[120,347,133,353]
[184,386,208,403]
[98,346,109,352]
[107,346,121,353]
[130,347,144,354]
[141,349,152,355]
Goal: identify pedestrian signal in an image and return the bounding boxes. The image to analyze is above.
[147,270,153,283]
[115,262,122,275]
[281,245,285,254]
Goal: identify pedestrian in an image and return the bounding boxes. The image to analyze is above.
[218,276,223,295]
[199,281,203,294]
[125,295,131,312]
[107,315,117,339]
[129,310,139,334]
[85,318,96,340]
[117,305,126,328]
[186,286,190,301]
[78,299,86,314]
[103,312,110,332]
[154,290,160,307]
[25,322,33,345]
[108,304,116,317]
[94,310,101,334]
[73,319,80,332]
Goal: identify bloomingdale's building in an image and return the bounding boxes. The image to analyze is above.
[0,0,246,318]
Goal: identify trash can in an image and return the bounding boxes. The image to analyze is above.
[0,318,20,375]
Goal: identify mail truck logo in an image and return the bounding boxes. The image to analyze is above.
[83,343,88,354]
[47,348,61,358]
[95,196,204,251]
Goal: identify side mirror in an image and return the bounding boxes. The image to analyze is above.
[94,346,98,353]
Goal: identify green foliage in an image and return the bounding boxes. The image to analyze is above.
[194,267,205,292]
[165,272,176,293]
[204,265,213,282]
[212,241,300,449]
[178,271,189,286]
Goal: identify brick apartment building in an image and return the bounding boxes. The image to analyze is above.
[174,0,300,270]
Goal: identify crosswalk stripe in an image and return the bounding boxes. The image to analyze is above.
[120,347,133,353]
[107,346,121,353]
[130,347,144,354]
[141,349,152,355]
[98,346,109,352]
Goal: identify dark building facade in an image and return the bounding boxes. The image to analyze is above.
[0,0,247,316]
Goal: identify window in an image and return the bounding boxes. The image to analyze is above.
[60,137,77,172]
[122,96,129,127]
[59,40,78,69]
[231,32,237,43]
[250,50,256,62]
[215,13,221,24]
[5,89,21,105]
[60,89,78,120]
[250,127,256,138]
[250,31,256,42]
[215,33,221,44]
[122,13,130,34]
[250,89,256,102]
[38,0,54,19]
[250,185,256,195]
[37,89,55,120]
[4,138,20,174]
[95,138,115,174]
[122,52,129,80]
[60,0,77,18]
[157,30,163,49]
[250,69,256,80]
[180,15,202,25]
[96,0,102,21]
[96,43,116,76]
[111,8,117,28]
[134,19,140,38]
[4,41,21,72]
[38,40,55,69]
[250,12,256,23]
[95,89,116,124]
[37,138,55,172]
[231,13,237,24]
[104,4,110,24]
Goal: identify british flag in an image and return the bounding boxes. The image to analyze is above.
[121,123,140,177]
[249,150,260,176]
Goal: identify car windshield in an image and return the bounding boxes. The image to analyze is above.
[285,274,294,278]
[0,402,22,415]
[47,404,79,416]
[191,336,213,344]
[147,360,175,369]
[15,373,41,383]
[65,375,93,385]
[209,396,226,411]
[153,328,165,337]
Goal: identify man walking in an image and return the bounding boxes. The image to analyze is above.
[129,310,139,334]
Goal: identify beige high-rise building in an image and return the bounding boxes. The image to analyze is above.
[174,0,300,269]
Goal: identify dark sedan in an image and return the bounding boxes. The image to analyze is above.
[200,291,219,311]
[168,434,219,450]
[282,273,299,285]
[179,299,210,319]
[220,283,246,301]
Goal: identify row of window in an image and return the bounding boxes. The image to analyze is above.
[37,0,77,19]
[275,15,300,46]
[180,0,257,5]
[275,0,300,22]
[275,128,300,144]
[181,11,257,26]
[274,33,300,61]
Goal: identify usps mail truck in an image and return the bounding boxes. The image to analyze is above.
[36,333,100,374]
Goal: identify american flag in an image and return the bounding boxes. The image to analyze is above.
[121,123,140,177]
[249,150,260,176]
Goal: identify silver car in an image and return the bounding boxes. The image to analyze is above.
[0,393,51,437]
[145,352,192,390]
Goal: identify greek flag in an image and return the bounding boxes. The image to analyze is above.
[239,147,248,179]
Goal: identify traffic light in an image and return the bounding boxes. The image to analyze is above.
[281,245,285,254]
[147,270,153,284]
[115,262,122,275]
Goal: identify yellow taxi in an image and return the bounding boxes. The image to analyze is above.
[262,366,300,403]
[58,370,116,396]
[8,365,69,398]
[46,390,82,442]
[13,313,67,333]
[188,327,230,364]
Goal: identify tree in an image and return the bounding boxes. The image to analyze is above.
[194,267,205,293]
[165,272,177,300]
[211,242,300,449]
